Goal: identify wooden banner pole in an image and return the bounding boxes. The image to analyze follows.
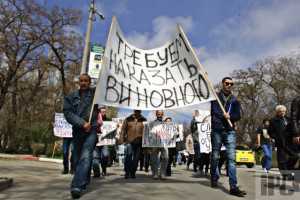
[177,25,233,127]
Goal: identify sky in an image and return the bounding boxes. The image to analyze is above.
[43,0,300,121]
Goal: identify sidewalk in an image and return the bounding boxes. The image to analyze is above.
[0,153,62,163]
[0,153,62,192]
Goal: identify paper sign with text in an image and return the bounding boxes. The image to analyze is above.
[53,113,72,138]
[96,121,117,146]
[143,121,177,148]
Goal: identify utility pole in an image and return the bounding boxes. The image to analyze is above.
[80,0,105,75]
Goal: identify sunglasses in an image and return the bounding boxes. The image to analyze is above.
[224,82,234,86]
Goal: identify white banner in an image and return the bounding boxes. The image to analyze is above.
[142,121,177,148]
[94,17,215,110]
[53,113,72,138]
[96,121,117,146]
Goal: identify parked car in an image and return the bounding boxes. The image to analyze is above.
[236,145,255,168]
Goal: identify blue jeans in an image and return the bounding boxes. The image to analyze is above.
[71,128,97,190]
[62,137,73,171]
[124,143,141,176]
[92,145,109,175]
[261,144,272,170]
[211,130,237,189]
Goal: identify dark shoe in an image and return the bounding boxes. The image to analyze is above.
[211,181,218,188]
[131,174,136,179]
[125,173,130,179]
[62,169,69,174]
[145,169,149,173]
[230,187,246,197]
[93,167,100,177]
[71,188,81,199]
[94,171,100,178]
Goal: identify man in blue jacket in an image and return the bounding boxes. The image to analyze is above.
[210,77,246,197]
[63,73,98,199]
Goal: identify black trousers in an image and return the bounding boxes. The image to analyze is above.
[166,148,176,176]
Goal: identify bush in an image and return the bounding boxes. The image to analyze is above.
[15,122,56,155]
[30,143,45,157]
[45,140,63,158]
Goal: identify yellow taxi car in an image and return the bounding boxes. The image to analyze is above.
[235,145,255,168]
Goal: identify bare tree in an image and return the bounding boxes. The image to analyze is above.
[0,0,83,152]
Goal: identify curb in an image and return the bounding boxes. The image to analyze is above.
[0,177,13,191]
[0,154,62,164]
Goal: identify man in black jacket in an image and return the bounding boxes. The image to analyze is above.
[210,77,246,197]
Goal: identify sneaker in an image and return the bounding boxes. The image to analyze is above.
[71,188,81,199]
[153,175,159,180]
[229,187,246,197]
[160,174,166,180]
[93,172,100,178]
[263,168,269,173]
[287,173,295,181]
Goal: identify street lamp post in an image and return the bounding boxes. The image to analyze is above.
[80,0,105,75]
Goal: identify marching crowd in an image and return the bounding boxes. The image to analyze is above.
[62,74,300,199]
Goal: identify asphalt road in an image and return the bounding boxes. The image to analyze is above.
[0,159,299,200]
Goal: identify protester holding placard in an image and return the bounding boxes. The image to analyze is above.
[63,74,98,199]
[210,77,246,197]
[92,106,110,177]
[119,110,147,179]
[185,133,194,170]
[165,117,177,176]
[149,110,169,180]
